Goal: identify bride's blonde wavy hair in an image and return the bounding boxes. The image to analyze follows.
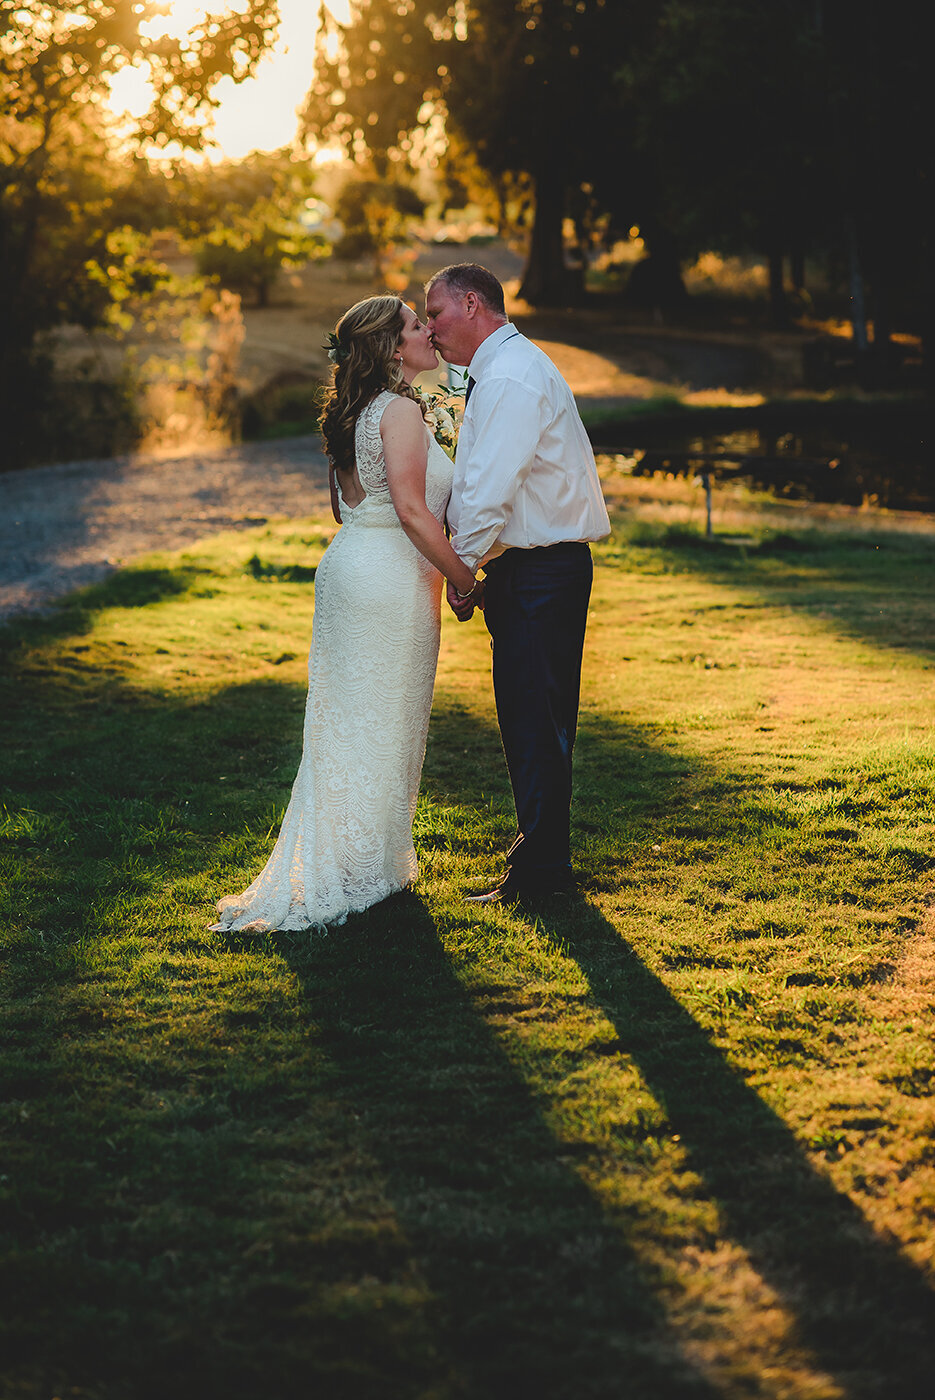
[319,295,422,473]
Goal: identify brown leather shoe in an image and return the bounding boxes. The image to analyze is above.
[463,874,578,906]
[463,879,525,906]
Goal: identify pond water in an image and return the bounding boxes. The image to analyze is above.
[600,412,932,513]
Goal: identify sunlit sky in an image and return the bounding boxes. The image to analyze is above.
[108,0,352,161]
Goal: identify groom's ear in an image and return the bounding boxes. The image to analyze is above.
[463,291,479,318]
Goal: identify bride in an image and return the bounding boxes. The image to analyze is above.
[210,295,480,933]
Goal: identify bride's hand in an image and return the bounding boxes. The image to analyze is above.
[447,579,480,621]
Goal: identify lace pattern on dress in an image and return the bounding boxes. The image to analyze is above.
[354,390,396,497]
[210,392,454,934]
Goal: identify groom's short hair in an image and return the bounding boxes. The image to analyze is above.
[426,263,506,316]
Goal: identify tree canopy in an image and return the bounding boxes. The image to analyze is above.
[0,1,293,463]
[303,0,634,303]
[1,0,929,461]
[301,0,930,335]
[183,153,328,307]
[0,1,283,427]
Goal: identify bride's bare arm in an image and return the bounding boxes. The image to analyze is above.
[381,396,478,597]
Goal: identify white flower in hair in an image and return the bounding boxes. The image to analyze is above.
[324,332,348,365]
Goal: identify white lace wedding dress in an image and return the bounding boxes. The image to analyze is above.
[210,390,453,932]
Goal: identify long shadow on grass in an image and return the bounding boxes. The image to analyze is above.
[529,896,935,1397]
[0,562,213,648]
[0,665,717,1392]
[281,901,718,1400]
[601,524,935,663]
[4,595,934,1398]
[292,705,935,1398]
[0,665,332,1399]
[0,623,719,1399]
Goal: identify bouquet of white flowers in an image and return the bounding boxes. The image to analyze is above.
[419,370,468,459]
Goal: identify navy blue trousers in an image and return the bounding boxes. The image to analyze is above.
[482,542,593,888]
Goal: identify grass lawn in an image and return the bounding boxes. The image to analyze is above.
[2,481,934,1400]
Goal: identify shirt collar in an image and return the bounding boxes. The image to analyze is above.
[467,322,520,380]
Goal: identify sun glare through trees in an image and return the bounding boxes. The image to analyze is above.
[106,1,351,160]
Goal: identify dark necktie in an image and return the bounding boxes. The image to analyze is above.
[465,375,476,406]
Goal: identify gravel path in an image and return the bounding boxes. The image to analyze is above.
[0,436,331,621]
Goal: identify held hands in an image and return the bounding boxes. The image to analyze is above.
[447,577,485,622]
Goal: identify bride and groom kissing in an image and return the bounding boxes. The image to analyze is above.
[211,263,610,934]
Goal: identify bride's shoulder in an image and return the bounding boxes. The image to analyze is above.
[378,392,424,433]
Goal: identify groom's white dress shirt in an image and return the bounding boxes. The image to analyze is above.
[447,323,611,574]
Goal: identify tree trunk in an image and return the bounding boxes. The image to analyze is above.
[867,229,892,350]
[518,166,578,307]
[845,214,869,353]
[768,248,788,326]
[872,283,892,349]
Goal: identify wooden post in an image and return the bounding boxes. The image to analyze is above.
[703,471,713,537]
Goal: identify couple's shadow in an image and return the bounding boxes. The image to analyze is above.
[281,891,935,1399]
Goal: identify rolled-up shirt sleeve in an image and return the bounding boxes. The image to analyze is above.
[450,376,544,572]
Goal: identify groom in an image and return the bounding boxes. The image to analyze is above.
[425,263,610,903]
